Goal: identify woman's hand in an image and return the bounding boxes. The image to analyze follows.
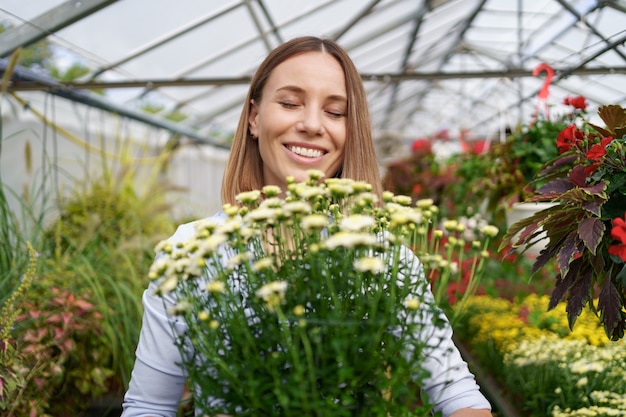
[449,408,492,417]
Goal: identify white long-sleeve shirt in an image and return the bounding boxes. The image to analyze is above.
[121,211,491,417]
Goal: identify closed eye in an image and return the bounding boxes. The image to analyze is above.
[279,101,298,109]
[326,110,345,119]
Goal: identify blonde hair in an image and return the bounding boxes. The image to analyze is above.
[221,36,381,205]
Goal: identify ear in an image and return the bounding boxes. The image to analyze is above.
[248,99,259,139]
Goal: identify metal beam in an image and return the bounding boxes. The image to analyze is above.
[0,59,228,148]
[6,66,625,92]
[0,0,117,57]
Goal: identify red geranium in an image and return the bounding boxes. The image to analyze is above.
[586,136,614,162]
[563,95,588,110]
[609,214,626,261]
[556,124,584,153]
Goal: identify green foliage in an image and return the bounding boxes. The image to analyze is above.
[44,151,178,390]
[0,244,41,415]
[503,104,626,340]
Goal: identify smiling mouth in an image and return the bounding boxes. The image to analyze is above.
[286,145,325,158]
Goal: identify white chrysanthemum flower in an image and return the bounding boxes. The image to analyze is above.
[306,169,325,180]
[222,204,239,217]
[283,201,312,215]
[154,239,173,254]
[259,197,283,208]
[481,225,499,237]
[262,185,282,197]
[340,215,376,232]
[157,275,178,294]
[351,181,372,193]
[256,281,288,312]
[354,192,379,206]
[392,195,412,206]
[416,198,434,209]
[328,183,354,197]
[324,232,378,249]
[219,217,243,234]
[148,257,171,280]
[353,257,385,274]
[235,190,261,204]
[197,233,228,256]
[252,257,274,272]
[404,298,421,310]
[167,300,191,315]
[382,191,394,202]
[443,220,458,231]
[206,281,226,293]
[256,280,288,299]
[389,209,422,227]
[294,185,328,200]
[227,252,253,269]
[300,214,329,231]
[173,257,203,278]
[244,207,278,223]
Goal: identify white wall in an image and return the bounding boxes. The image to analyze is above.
[0,92,229,230]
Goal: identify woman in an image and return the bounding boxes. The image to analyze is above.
[121,36,492,417]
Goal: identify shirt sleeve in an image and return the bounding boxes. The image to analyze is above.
[120,286,187,417]
[121,221,202,417]
[402,247,491,417]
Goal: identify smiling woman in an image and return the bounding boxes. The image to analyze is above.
[248,51,347,188]
[121,36,493,417]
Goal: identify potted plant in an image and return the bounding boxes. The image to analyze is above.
[502,104,626,341]
[150,171,499,417]
[484,97,589,255]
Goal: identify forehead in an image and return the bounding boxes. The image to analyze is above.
[265,52,347,94]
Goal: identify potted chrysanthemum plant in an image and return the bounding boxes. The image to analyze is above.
[502,104,626,341]
[149,171,497,417]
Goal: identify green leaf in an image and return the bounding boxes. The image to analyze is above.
[577,217,605,255]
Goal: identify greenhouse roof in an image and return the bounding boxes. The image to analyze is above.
[1,0,625,156]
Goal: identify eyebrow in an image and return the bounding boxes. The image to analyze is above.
[276,85,347,102]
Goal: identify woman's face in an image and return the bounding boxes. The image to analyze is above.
[248,51,347,189]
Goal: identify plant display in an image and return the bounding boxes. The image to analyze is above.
[150,171,498,417]
[483,97,588,211]
[456,294,626,417]
[503,104,626,340]
[383,138,454,210]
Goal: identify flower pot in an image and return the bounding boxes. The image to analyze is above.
[505,202,557,257]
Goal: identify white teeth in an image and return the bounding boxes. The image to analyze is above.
[289,146,323,158]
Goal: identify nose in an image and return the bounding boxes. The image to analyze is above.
[297,108,325,136]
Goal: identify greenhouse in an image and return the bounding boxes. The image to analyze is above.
[1,1,625,416]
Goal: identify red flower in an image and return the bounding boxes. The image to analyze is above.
[563,95,588,110]
[608,214,626,261]
[556,124,584,153]
[411,138,432,153]
[586,136,613,162]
